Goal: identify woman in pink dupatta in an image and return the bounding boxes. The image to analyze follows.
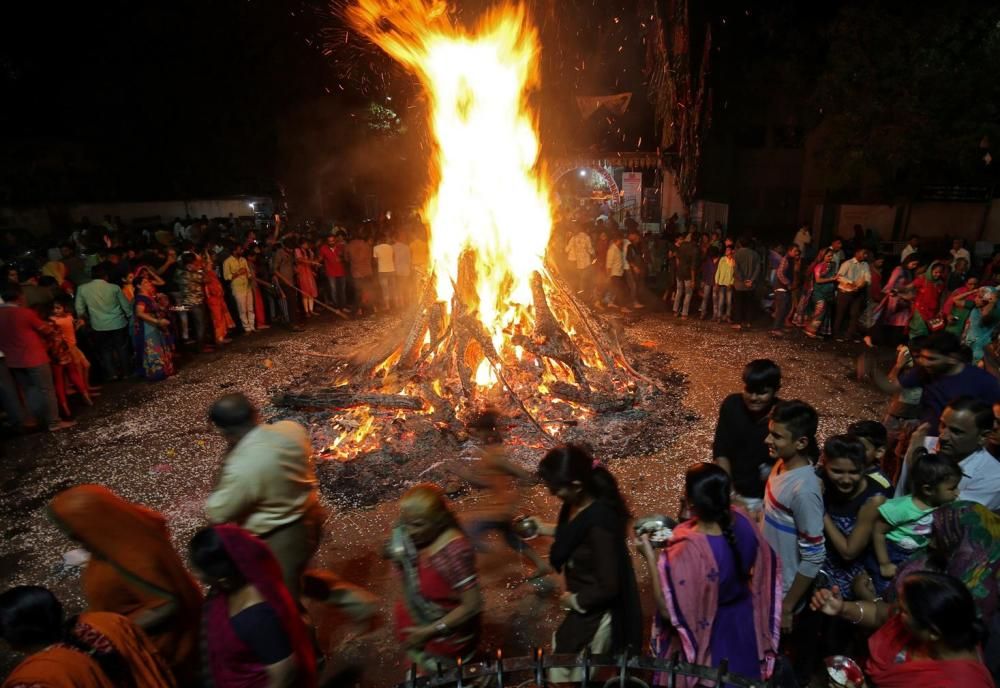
[189,525,316,688]
[638,464,781,687]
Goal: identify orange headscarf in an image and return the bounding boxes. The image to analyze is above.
[1,611,176,688]
[48,486,202,684]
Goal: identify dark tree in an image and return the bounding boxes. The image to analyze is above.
[813,1,1000,195]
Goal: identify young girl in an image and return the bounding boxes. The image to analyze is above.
[38,303,92,416]
[524,445,642,682]
[50,297,96,396]
[873,452,962,584]
[820,435,887,601]
[639,463,780,686]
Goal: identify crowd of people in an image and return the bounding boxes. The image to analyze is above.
[0,215,430,435]
[2,346,1000,686]
[3,215,1000,687]
[554,218,999,363]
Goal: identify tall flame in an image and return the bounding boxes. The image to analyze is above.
[348,0,552,352]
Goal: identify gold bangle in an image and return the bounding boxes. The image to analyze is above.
[850,602,864,625]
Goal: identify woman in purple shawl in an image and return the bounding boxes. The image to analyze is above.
[637,463,781,687]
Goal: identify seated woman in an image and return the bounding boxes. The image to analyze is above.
[638,463,780,686]
[48,485,203,684]
[525,445,642,683]
[0,585,175,688]
[189,525,316,688]
[385,484,483,671]
[811,571,994,688]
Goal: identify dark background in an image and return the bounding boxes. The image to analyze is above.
[3,0,999,223]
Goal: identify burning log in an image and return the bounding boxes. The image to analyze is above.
[548,381,635,413]
[274,388,426,411]
[395,278,438,370]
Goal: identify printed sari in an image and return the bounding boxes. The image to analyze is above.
[203,525,317,688]
[805,262,837,337]
[964,291,1000,364]
[2,611,175,688]
[132,294,175,381]
[908,263,947,340]
[896,501,1000,623]
[48,486,203,684]
[388,526,481,669]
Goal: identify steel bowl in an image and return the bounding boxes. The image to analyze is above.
[633,514,677,548]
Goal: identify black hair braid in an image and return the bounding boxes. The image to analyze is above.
[718,511,749,583]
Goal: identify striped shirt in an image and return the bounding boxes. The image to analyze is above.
[762,461,826,594]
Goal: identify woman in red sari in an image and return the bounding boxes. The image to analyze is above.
[0,586,175,688]
[203,251,235,345]
[385,484,483,671]
[248,244,270,329]
[811,571,994,688]
[190,525,317,688]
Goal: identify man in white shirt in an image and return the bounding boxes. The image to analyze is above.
[565,226,595,297]
[832,247,871,341]
[373,235,397,310]
[950,238,971,268]
[933,397,1000,510]
[900,235,920,262]
[206,393,377,620]
[222,243,255,333]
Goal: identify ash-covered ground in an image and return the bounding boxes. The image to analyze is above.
[0,307,887,682]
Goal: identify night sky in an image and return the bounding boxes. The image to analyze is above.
[6,1,987,213]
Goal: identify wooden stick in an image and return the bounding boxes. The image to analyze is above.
[269,274,349,319]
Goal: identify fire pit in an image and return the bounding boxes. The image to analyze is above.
[271,0,688,506]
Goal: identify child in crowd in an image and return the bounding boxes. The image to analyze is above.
[762,399,825,632]
[819,434,887,601]
[50,296,95,396]
[872,452,961,586]
[847,420,894,497]
[38,303,92,416]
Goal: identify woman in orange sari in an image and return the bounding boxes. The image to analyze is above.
[48,485,203,685]
[0,586,175,688]
[203,251,235,345]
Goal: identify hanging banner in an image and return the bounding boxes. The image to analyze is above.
[622,171,643,215]
[575,92,632,119]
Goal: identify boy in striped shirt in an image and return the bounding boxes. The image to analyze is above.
[762,399,826,633]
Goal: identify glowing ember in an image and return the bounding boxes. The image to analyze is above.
[348,0,550,383]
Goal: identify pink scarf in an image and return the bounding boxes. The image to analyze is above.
[651,510,782,687]
[204,525,316,688]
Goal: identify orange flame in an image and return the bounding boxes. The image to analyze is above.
[348,0,552,388]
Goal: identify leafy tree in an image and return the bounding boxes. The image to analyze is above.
[813,1,1000,195]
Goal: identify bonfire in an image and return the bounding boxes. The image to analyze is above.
[276,0,659,462]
